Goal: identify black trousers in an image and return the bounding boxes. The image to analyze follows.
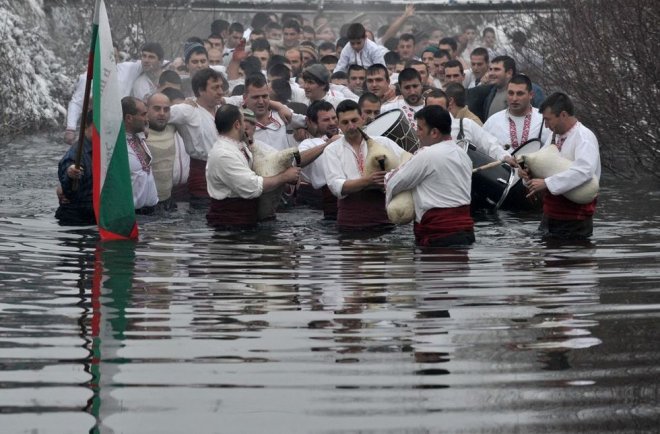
[539,215,593,240]
[425,230,476,248]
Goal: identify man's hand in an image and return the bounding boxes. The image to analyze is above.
[503,155,518,168]
[277,105,293,124]
[231,39,248,62]
[64,130,76,145]
[67,164,83,180]
[293,128,310,142]
[367,170,387,188]
[281,166,301,184]
[56,186,69,204]
[526,178,547,198]
[404,3,415,18]
[384,86,397,102]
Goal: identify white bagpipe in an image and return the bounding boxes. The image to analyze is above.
[359,128,415,225]
[249,144,301,220]
[516,135,599,204]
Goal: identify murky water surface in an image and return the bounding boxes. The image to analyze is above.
[1,133,659,433]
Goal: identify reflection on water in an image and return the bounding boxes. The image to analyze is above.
[1,133,659,433]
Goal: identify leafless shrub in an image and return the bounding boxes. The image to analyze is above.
[525,0,659,177]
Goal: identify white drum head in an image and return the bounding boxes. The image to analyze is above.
[364,109,403,137]
[512,139,543,157]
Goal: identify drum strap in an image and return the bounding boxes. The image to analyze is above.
[536,119,544,141]
[458,118,465,141]
[520,119,547,148]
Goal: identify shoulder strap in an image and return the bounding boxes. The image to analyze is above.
[536,118,544,140]
[457,117,465,140]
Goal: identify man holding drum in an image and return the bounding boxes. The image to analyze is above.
[522,92,601,239]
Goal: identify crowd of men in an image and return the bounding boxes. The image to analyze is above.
[57,6,601,245]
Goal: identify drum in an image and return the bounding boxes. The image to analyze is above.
[467,143,515,211]
[501,139,544,211]
[364,109,420,153]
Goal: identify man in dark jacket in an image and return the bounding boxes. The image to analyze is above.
[56,110,95,226]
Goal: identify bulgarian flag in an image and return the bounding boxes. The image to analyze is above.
[90,0,138,240]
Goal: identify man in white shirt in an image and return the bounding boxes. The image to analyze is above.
[366,64,398,105]
[64,53,142,144]
[423,88,509,163]
[121,97,158,213]
[334,23,388,73]
[347,65,367,97]
[358,92,382,125]
[242,74,306,150]
[382,68,425,130]
[386,103,474,247]
[298,101,341,219]
[206,105,300,228]
[168,68,225,203]
[323,100,404,230]
[131,42,164,101]
[483,74,550,152]
[397,33,418,63]
[522,92,601,239]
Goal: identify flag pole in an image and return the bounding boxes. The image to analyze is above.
[72,1,100,192]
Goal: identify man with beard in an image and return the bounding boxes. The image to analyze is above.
[298,101,341,219]
[206,105,301,229]
[323,100,404,230]
[122,97,159,213]
[145,93,178,209]
[131,42,164,101]
[285,47,303,77]
[381,68,424,130]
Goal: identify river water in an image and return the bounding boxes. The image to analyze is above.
[0,133,659,433]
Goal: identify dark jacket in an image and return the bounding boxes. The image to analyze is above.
[56,138,95,225]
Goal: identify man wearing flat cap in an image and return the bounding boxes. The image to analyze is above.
[302,64,348,108]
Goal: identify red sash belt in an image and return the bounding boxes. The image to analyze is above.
[337,189,389,229]
[207,197,258,228]
[188,158,209,198]
[414,206,474,246]
[322,186,338,220]
[543,193,597,221]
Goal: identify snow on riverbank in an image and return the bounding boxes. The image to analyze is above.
[0,0,72,138]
